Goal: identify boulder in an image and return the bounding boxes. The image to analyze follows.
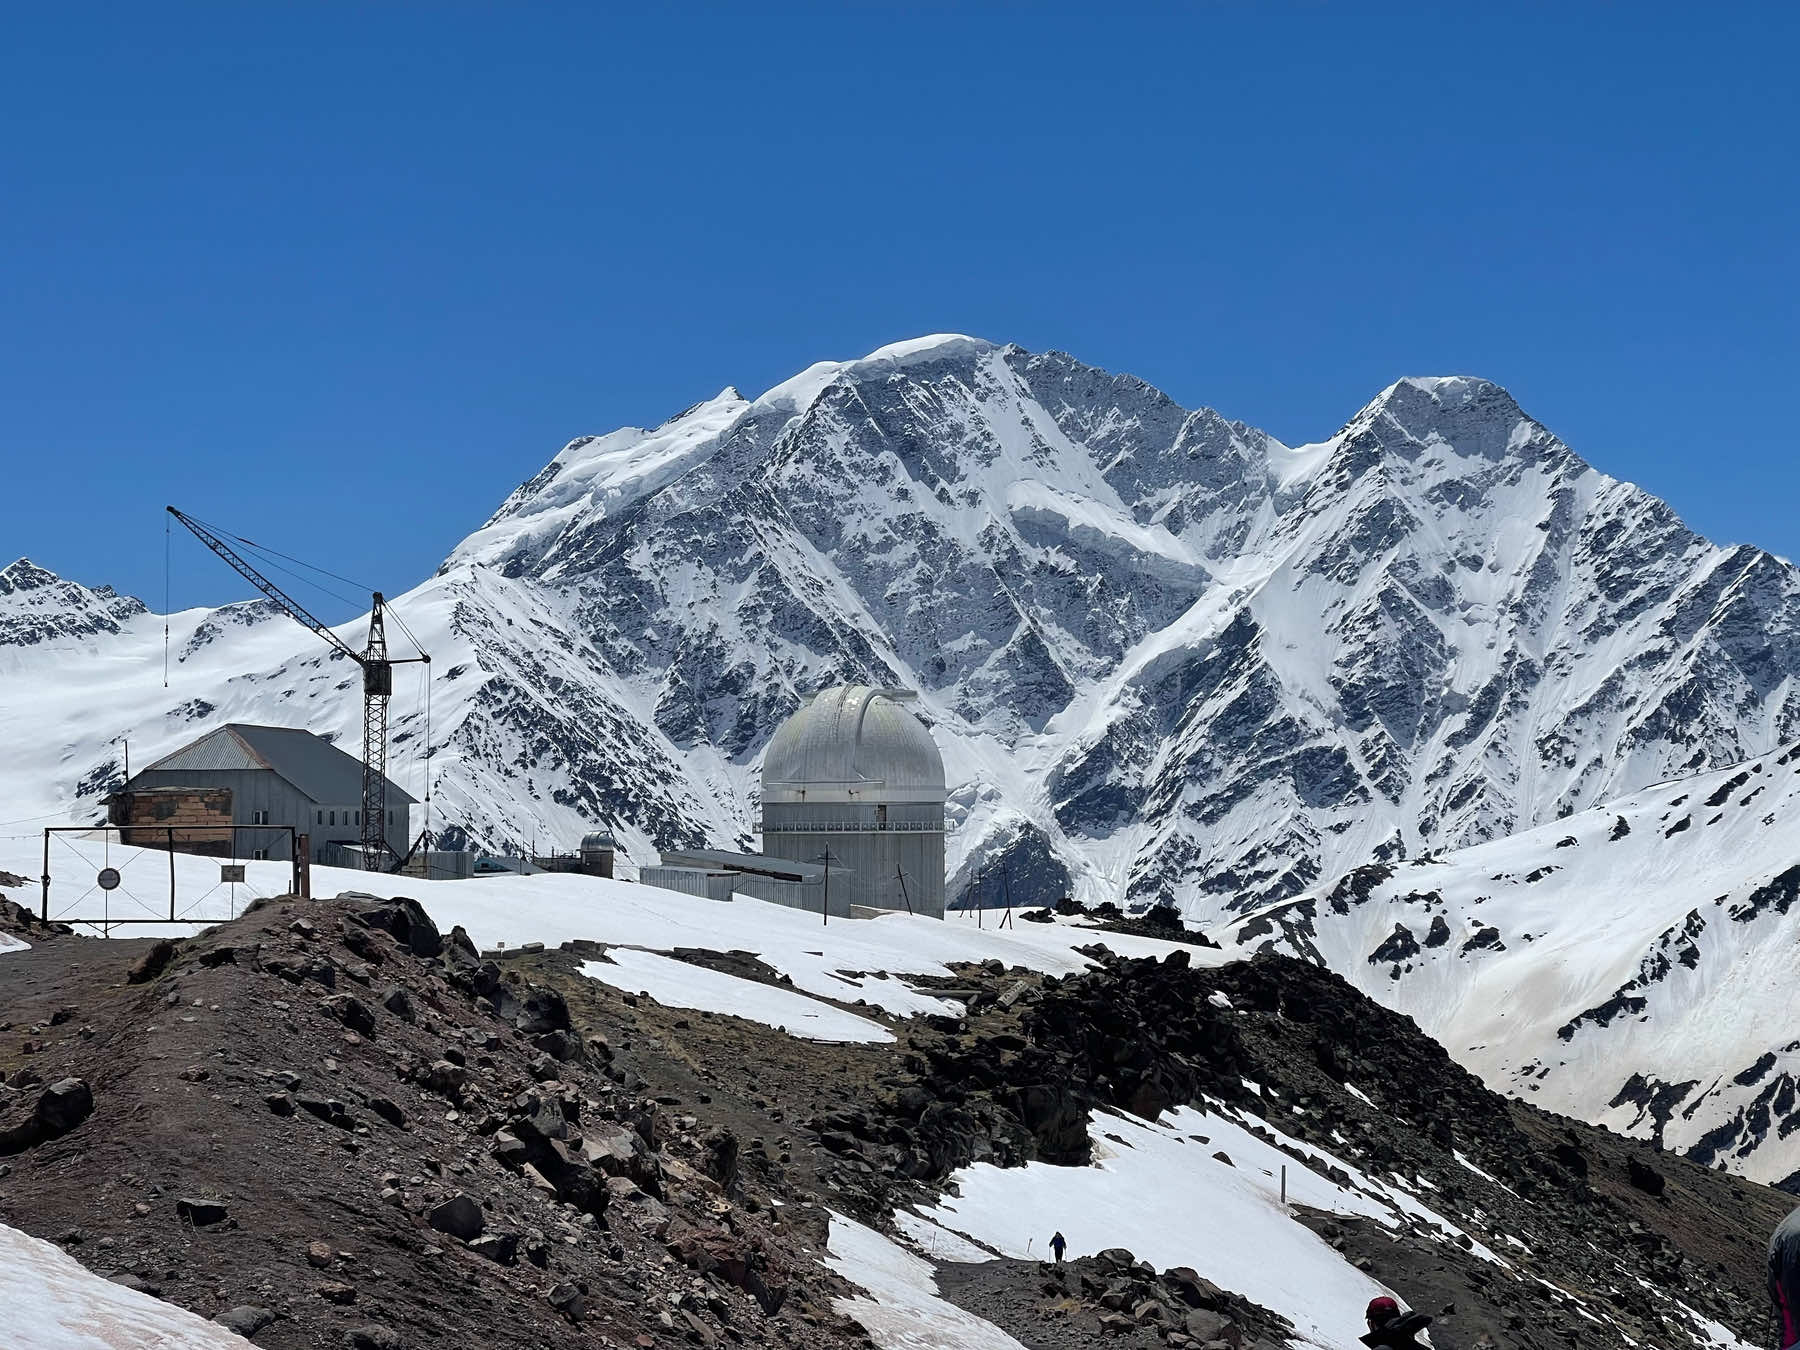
[547,1282,586,1323]
[214,1307,275,1337]
[1627,1156,1667,1197]
[126,939,180,984]
[35,1077,94,1137]
[339,920,385,963]
[426,1192,484,1242]
[1185,1309,1231,1342]
[701,1127,739,1194]
[515,986,570,1035]
[422,1060,466,1099]
[468,1232,518,1265]
[321,995,376,1036]
[378,985,414,1021]
[348,1329,402,1350]
[176,1197,229,1227]
[364,897,443,957]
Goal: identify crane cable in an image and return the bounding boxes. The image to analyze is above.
[165,512,435,848]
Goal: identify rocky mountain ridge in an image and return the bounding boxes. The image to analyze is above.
[10,336,1800,925]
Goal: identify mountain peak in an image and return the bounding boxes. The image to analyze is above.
[0,557,59,593]
[1368,374,1521,423]
[751,335,995,415]
[1320,373,1563,476]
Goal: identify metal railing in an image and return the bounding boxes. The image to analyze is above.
[757,819,943,834]
[40,825,305,933]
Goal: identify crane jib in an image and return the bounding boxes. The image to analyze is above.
[164,506,427,872]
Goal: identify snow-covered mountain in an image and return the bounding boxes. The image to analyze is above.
[1221,742,1800,1187]
[9,336,1800,923]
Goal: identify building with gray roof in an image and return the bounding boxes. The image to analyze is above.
[110,723,416,863]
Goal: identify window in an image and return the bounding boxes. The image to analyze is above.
[251,809,269,825]
[316,810,323,825]
[251,848,269,861]
[328,811,335,826]
[355,811,361,826]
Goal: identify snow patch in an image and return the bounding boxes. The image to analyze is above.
[827,1212,1027,1350]
[0,1220,255,1349]
[579,950,893,1043]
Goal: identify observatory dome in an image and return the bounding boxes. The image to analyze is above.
[761,687,945,805]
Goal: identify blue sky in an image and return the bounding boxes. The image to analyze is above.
[5,4,1796,620]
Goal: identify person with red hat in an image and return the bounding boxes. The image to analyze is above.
[1773,1205,1800,1350]
[1360,1295,1432,1348]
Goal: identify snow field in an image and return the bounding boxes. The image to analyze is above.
[910,1104,1475,1350]
[0,1221,254,1350]
[825,1213,1028,1350]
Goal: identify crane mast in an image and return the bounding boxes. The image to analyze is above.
[166,507,427,870]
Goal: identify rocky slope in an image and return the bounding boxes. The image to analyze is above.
[1223,738,1800,1188]
[5,888,1783,1350]
[10,338,1800,923]
[0,895,867,1350]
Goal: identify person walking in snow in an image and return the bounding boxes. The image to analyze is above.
[1048,1231,1067,1263]
[1360,1295,1431,1348]
[1772,1205,1800,1350]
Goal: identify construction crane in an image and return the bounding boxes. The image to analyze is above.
[166,506,430,871]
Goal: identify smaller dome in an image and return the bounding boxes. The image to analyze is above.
[762,686,946,805]
[581,830,617,850]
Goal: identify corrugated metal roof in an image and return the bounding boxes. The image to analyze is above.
[142,724,418,807]
[761,686,945,805]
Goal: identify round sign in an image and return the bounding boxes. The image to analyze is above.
[97,867,121,891]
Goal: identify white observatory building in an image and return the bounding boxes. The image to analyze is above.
[759,686,947,919]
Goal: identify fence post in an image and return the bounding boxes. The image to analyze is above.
[296,831,310,899]
[41,828,49,922]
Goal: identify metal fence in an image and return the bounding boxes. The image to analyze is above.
[39,825,305,934]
